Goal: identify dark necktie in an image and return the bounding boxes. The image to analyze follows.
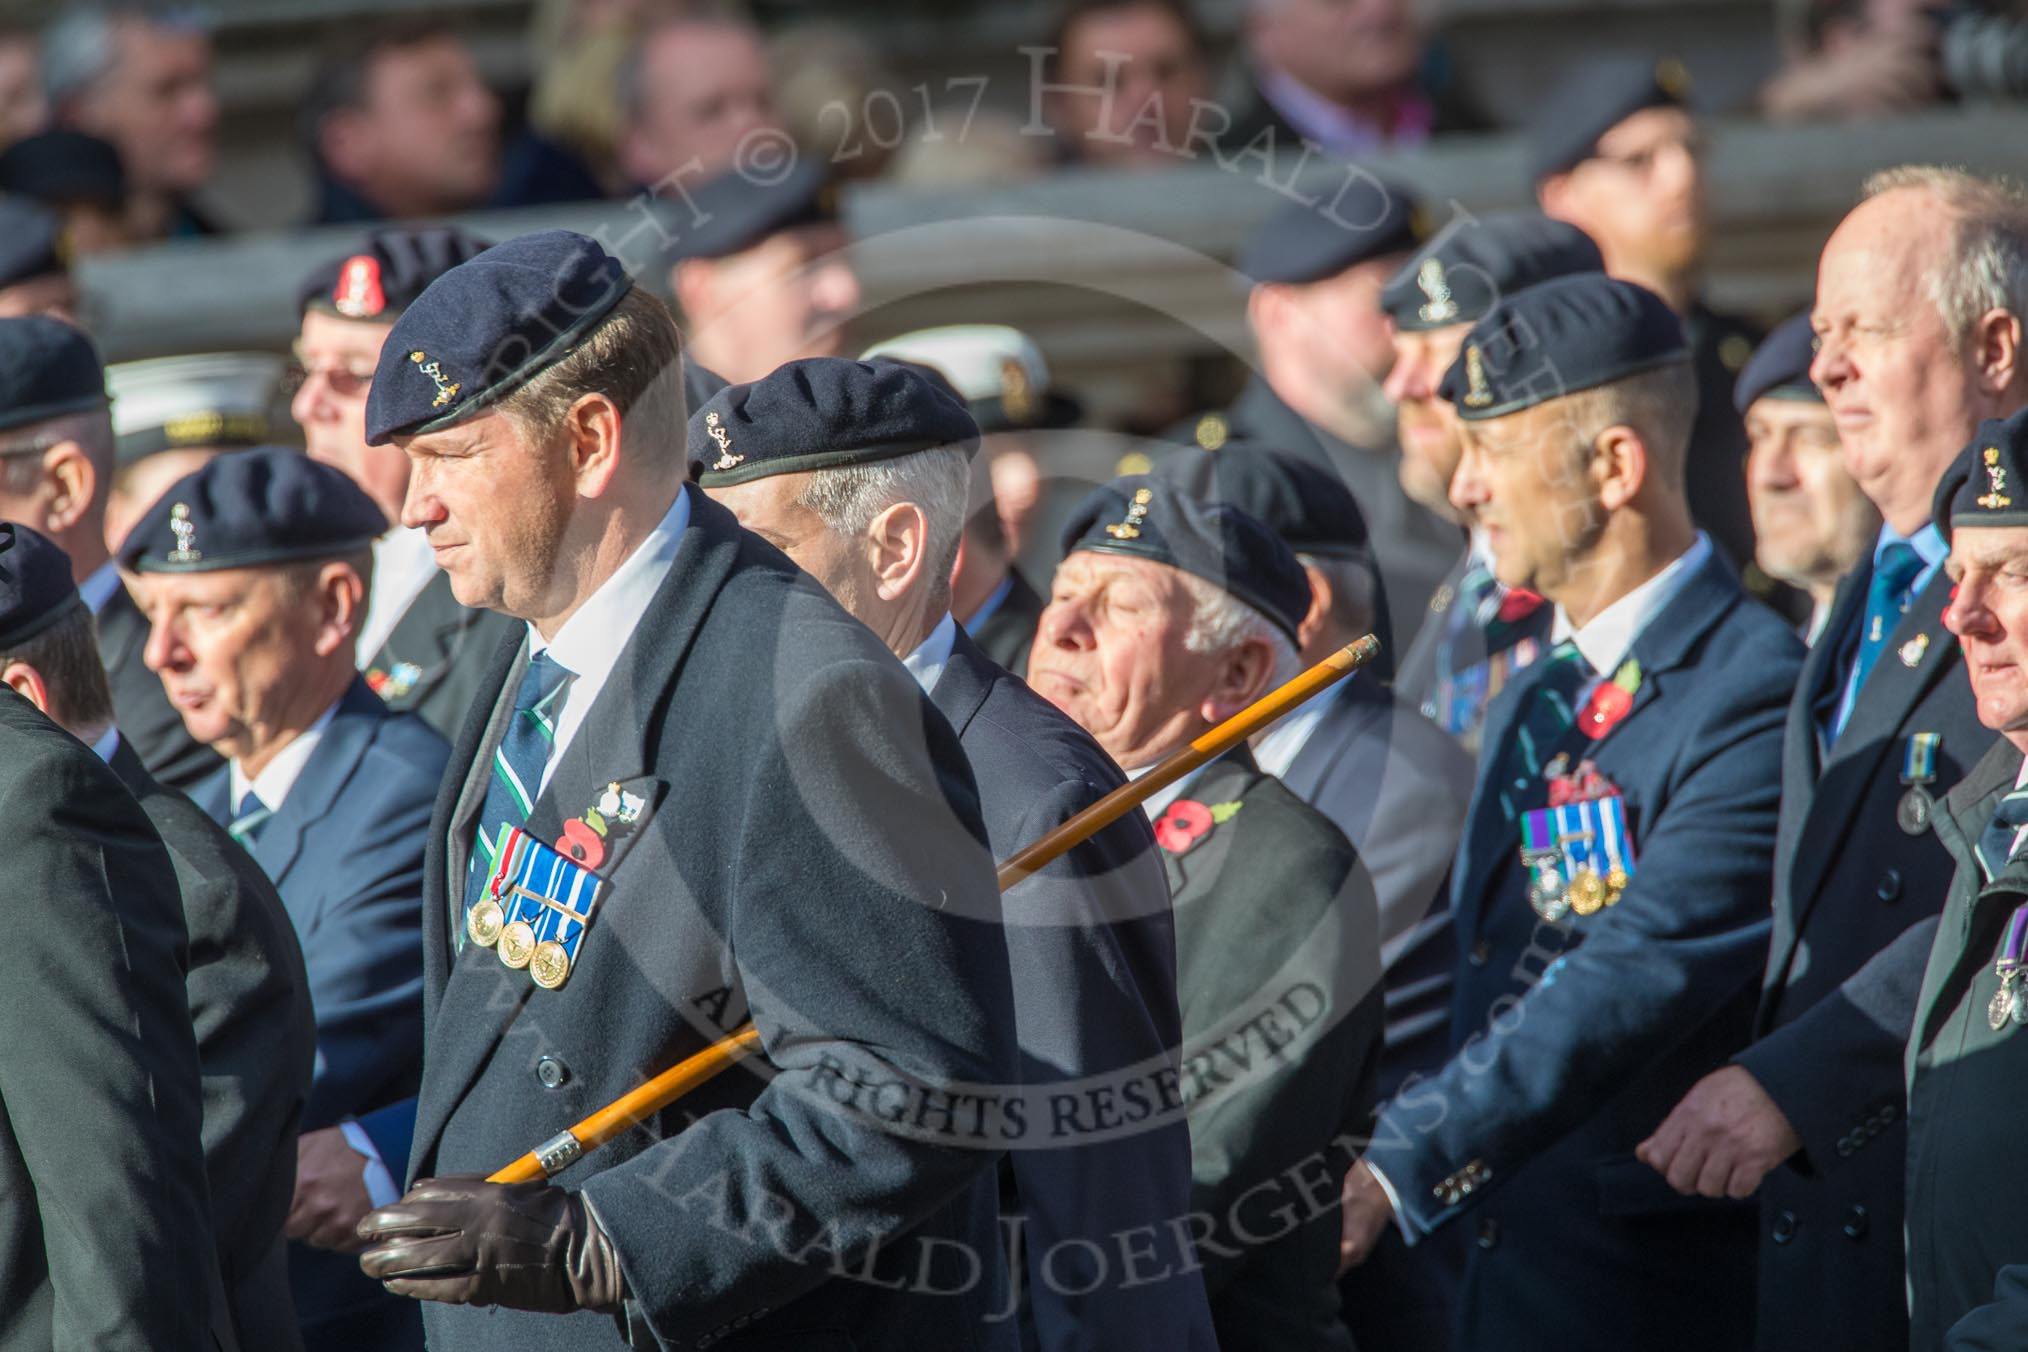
[1978,787,2028,880]
[459,652,575,944]
[228,790,272,852]
[1848,541,1924,706]
[1492,639,1593,822]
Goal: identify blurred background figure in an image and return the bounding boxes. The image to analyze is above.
[103,351,291,553]
[616,5,779,189]
[664,159,859,383]
[1039,0,1213,170]
[1761,0,1942,119]
[769,19,903,182]
[1736,311,1878,642]
[0,27,45,149]
[42,1,218,239]
[0,128,132,254]
[1224,0,1486,156]
[0,195,78,322]
[522,0,657,191]
[303,20,502,225]
[1533,56,1763,571]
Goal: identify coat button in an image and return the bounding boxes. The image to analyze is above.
[536,1055,570,1089]
[1877,869,1903,903]
[1772,1210,1799,1244]
[1477,1219,1500,1250]
[1836,1135,1856,1158]
[1469,941,1491,968]
[1844,1205,1870,1240]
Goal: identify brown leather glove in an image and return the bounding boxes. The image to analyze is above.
[356,1174,626,1314]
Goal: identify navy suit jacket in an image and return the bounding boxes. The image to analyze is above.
[1733,557,1992,1352]
[196,674,444,1348]
[1365,551,1804,1352]
[926,629,1214,1352]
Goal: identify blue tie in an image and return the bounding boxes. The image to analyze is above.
[1979,788,2028,879]
[1850,541,1924,702]
[228,791,271,851]
[460,652,575,942]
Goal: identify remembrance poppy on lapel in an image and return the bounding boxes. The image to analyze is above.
[560,817,606,869]
[1579,658,1643,738]
[1496,587,1545,624]
[1154,800,1214,854]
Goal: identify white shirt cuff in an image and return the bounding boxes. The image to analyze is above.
[1364,1159,1420,1244]
[340,1119,401,1208]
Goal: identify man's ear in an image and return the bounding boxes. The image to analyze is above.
[309,563,367,660]
[866,500,930,602]
[0,659,50,715]
[1199,635,1277,725]
[41,441,96,533]
[1593,423,1650,512]
[1297,562,1333,656]
[1968,307,2024,398]
[565,393,627,499]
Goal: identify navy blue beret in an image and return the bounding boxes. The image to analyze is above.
[1438,273,1688,421]
[1936,408,2028,542]
[364,230,633,444]
[1732,312,1821,414]
[1238,175,1424,286]
[1060,477,1311,644]
[1528,56,1693,183]
[661,159,840,265]
[689,357,979,487]
[0,316,106,433]
[0,521,83,648]
[297,225,496,322]
[1381,212,1603,332]
[683,357,728,414]
[0,132,124,212]
[1151,443,1370,562]
[0,195,66,290]
[118,446,387,574]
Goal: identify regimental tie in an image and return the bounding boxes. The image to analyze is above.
[1492,639,1594,823]
[1848,541,1925,707]
[228,790,272,851]
[1976,786,2028,881]
[459,652,575,950]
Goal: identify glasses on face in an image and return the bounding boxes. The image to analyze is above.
[282,359,376,400]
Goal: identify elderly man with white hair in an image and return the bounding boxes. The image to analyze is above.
[1029,474,1383,1352]
[695,357,1217,1352]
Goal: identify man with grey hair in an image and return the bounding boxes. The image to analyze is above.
[43,0,218,239]
[1030,474,1382,1352]
[697,357,1217,1352]
[616,7,778,190]
[1641,164,2028,1352]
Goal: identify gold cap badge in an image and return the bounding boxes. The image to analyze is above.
[705,411,742,471]
[166,502,201,564]
[409,350,460,409]
[1416,257,1458,325]
[1980,445,2012,510]
[1462,344,1493,408]
[1105,486,1153,540]
[1000,357,1035,423]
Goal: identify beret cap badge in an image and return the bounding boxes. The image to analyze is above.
[1463,344,1494,408]
[166,502,201,564]
[1416,258,1459,325]
[409,349,460,409]
[333,255,386,319]
[704,411,742,471]
[1105,487,1153,541]
[1980,446,2013,509]
[999,357,1034,423]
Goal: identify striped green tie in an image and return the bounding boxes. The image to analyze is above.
[1492,640,1593,822]
[459,652,575,942]
[228,790,272,851]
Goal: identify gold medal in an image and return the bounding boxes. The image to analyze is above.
[1604,867,1630,903]
[529,940,571,990]
[1569,869,1608,916]
[465,898,505,948]
[498,920,537,969]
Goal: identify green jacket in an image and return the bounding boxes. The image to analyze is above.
[1908,736,2028,1348]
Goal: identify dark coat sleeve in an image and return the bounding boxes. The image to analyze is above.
[576,655,1019,1348]
[0,720,219,1348]
[1948,1265,2028,1351]
[1735,914,1941,1174]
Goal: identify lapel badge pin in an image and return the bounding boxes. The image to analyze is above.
[1105,487,1153,540]
[1463,344,1493,408]
[705,411,742,470]
[409,350,461,409]
[1900,633,1930,668]
[1980,446,2013,509]
[1416,258,1459,325]
[166,502,202,564]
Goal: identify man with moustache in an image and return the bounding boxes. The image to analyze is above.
[1641,167,2026,1352]
[1735,312,1878,642]
[1337,274,1804,1352]
[1531,57,1763,568]
[1380,210,1604,751]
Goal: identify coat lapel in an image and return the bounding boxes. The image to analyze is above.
[1157,749,1259,905]
[254,677,387,887]
[926,628,996,740]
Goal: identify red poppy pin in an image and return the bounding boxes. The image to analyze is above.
[1578,658,1643,739]
[1153,799,1243,854]
[558,782,645,869]
[1496,587,1545,624]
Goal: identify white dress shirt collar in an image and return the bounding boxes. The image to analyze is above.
[230,698,341,812]
[1137,761,1210,821]
[901,613,958,696]
[1550,533,1712,676]
[357,527,440,665]
[1252,673,1349,780]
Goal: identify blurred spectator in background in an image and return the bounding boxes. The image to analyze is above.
[1039,0,1213,171]
[889,108,1053,187]
[618,7,779,190]
[665,159,860,383]
[1735,311,1878,642]
[304,21,501,225]
[103,352,290,553]
[0,129,132,255]
[0,196,78,323]
[1762,0,1941,120]
[43,2,218,239]
[524,0,659,191]
[1223,0,1485,158]
[0,28,45,150]
[1533,57,1763,571]
[770,20,902,181]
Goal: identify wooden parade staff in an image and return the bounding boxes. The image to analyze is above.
[489,632,1384,1185]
